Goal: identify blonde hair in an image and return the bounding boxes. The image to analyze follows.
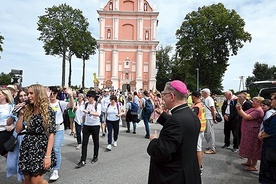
[0,89,14,104]
[252,96,264,103]
[24,84,51,135]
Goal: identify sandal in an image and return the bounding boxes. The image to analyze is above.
[241,162,251,166]
[245,166,258,171]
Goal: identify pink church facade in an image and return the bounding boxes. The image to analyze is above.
[97,0,159,92]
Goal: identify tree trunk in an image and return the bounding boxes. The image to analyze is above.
[68,54,72,87]
[82,58,85,88]
[62,48,66,87]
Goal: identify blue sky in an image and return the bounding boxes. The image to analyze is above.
[0,0,275,92]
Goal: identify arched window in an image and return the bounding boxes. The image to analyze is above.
[144,3,147,11]
[107,29,111,39]
[109,2,113,10]
[145,30,149,40]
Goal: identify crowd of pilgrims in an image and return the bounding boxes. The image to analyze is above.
[0,83,275,184]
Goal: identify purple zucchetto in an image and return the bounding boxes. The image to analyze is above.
[170,80,188,94]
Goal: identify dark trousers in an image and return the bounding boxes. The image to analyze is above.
[81,125,100,162]
[75,122,82,144]
[106,120,120,144]
[0,130,13,156]
[224,119,238,149]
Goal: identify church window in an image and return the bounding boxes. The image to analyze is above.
[145,30,149,40]
[107,29,111,39]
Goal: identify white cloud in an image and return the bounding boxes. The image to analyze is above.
[0,0,275,91]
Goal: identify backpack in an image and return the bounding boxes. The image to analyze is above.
[130,102,139,115]
[143,98,154,115]
[84,102,98,111]
[58,101,70,129]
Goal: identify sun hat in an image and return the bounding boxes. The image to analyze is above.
[86,90,97,97]
[6,85,15,91]
[201,88,211,94]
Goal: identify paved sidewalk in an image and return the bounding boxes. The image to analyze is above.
[0,120,260,184]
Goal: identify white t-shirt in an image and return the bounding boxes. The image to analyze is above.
[203,96,215,120]
[50,100,67,131]
[74,101,85,125]
[101,95,110,112]
[0,103,13,131]
[106,104,120,121]
[133,95,140,106]
[84,102,101,126]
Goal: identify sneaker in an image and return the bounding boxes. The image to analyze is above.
[113,141,117,147]
[106,144,112,151]
[76,144,82,150]
[204,149,216,154]
[200,165,204,171]
[91,157,98,164]
[221,145,230,149]
[76,161,86,168]
[232,148,239,153]
[133,132,136,134]
[126,130,130,133]
[50,170,59,181]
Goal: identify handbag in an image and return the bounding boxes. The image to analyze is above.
[266,147,276,162]
[215,111,223,122]
[4,135,17,152]
[204,102,223,123]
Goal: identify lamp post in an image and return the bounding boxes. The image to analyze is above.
[196,68,199,91]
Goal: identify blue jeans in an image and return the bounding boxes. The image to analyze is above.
[142,115,150,136]
[53,130,64,170]
[126,122,137,132]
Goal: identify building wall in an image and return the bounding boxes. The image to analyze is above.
[97,0,159,91]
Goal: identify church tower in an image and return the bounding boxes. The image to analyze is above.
[97,0,159,91]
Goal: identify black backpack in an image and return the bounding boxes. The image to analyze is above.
[84,102,98,111]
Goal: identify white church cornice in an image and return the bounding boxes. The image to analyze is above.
[97,40,159,46]
[97,10,159,17]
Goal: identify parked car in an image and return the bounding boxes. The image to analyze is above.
[249,81,276,99]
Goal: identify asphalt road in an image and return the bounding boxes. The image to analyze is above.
[0,120,260,184]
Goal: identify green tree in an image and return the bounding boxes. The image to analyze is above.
[0,72,12,85]
[74,30,97,88]
[156,46,173,91]
[0,33,4,53]
[246,62,276,96]
[175,3,252,92]
[37,3,90,87]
